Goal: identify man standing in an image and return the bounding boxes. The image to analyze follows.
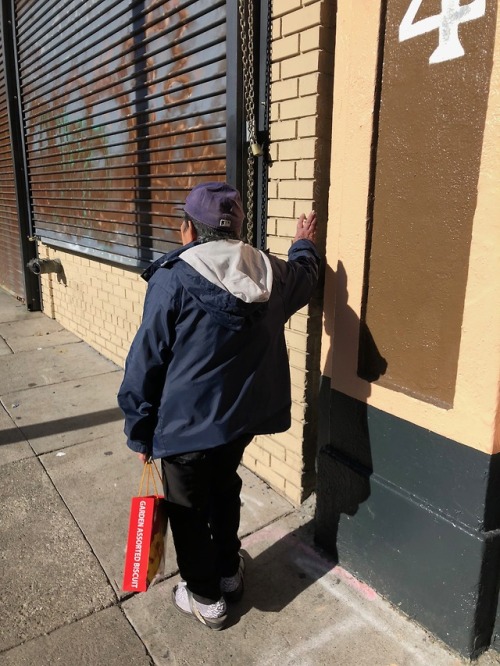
[118,182,319,629]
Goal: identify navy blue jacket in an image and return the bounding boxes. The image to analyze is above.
[117,239,320,458]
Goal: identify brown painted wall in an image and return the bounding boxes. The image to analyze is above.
[323,0,500,455]
[360,0,497,407]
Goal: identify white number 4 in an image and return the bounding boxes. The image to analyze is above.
[399,0,486,63]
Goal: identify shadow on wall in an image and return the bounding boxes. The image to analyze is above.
[315,261,387,561]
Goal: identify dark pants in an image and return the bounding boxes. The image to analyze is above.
[161,435,252,603]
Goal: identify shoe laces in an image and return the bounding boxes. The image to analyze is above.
[176,582,226,619]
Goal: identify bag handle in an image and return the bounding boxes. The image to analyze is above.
[137,458,163,497]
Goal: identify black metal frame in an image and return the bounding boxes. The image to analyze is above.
[226,0,271,251]
[255,0,271,251]
[225,1,244,196]
[0,0,41,310]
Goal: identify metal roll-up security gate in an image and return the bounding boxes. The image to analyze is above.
[15,0,231,266]
[0,27,25,300]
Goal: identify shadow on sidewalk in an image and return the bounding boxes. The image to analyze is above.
[0,407,123,445]
[226,519,339,626]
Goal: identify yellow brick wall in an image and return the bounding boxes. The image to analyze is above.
[38,243,146,368]
[243,0,334,505]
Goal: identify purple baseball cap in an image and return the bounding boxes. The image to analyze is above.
[183,182,245,235]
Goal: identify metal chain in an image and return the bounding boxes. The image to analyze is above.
[238,0,256,244]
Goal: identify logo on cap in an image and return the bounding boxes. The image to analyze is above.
[183,182,244,234]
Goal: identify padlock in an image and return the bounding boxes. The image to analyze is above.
[251,142,264,157]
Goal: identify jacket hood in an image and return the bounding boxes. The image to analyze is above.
[181,240,272,303]
[144,241,273,331]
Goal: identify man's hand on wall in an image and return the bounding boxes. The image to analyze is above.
[293,211,317,244]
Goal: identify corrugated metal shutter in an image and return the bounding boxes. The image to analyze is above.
[15,0,227,266]
[0,30,25,299]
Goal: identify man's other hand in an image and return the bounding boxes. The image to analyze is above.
[137,452,148,463]
[293,211,317,244]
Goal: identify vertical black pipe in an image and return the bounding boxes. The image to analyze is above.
[226,0,244,198]
[1,0,41,311]
[132,1,153,265]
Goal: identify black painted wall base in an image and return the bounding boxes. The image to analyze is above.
[491,597,500,652]
[315,377,500,658]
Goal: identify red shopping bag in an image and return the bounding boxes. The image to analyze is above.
[122,460,168,593]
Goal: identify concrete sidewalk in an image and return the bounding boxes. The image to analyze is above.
[0,288,498,666]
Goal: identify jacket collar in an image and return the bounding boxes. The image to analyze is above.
[141,241,200,282]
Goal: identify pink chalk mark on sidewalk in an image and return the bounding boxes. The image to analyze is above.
[242,524,378,602]
[331,565,378,601]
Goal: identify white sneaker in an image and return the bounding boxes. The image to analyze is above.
[172,581,227,630]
